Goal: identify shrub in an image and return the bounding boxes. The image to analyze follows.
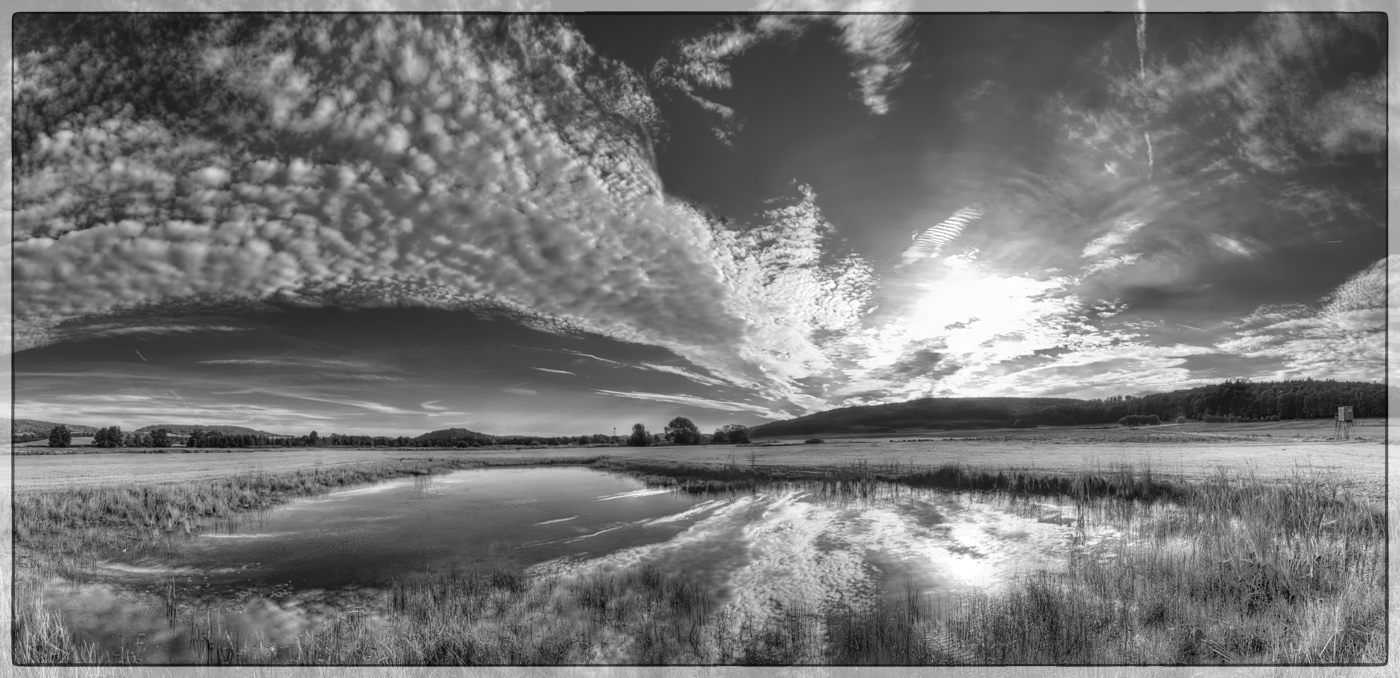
[804,438,826,444]
[1117,415,1159,427]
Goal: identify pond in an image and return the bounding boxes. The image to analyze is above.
[36,465,1118,662]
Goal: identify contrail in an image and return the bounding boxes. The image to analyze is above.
[135,350,147,362]
[1144,132,1154,179]
[1136,0,1148,79]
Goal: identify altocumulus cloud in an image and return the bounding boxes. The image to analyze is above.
[13,15,874,411]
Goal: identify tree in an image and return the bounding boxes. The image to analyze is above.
[94,425,123,448]
[309,430,320,446]
[664,417,702,445]
[48,425,71,448]
[150,428,171,448]
[627,423,651,447]
[719,424,750,444]
[711,429,729,444]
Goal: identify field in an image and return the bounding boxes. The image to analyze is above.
[16,419,1386,500]
[5,418,1392,670]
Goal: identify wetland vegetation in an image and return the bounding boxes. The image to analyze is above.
[11,447,1386,666]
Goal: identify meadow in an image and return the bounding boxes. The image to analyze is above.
[5,419,1391,669]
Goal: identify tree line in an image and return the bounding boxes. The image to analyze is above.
[39,420,752,449]
[1025,379,1386,427]
[624,418,750,447]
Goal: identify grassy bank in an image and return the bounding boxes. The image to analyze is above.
[12,456,1386,665]
[14,455,603,572]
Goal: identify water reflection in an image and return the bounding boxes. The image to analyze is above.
[37,465,1124,663]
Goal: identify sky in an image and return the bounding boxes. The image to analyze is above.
[10,11,1390,437]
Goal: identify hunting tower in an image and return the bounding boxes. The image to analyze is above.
[1333,405,1354,440]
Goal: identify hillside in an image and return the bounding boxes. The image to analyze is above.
[750,379,1387,438]
[11,419,100,439]
[748,397,1081,438]
[413,427,496,444]
[134,424,285,437]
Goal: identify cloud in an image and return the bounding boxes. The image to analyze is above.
[1209,234,1255,258]
[215,388,416,415]
[558,349,623,366]
[1081,218,1145,258]
[13,15,874,412]
[532,367,576,376]
[900,205,983,265]
[639,363,728,387]
[593,390,789,419]
[1123,14,1385,173]
[196,356,404,382]
[1082,253,1142,277]
[501,388,538,396]
[1210,256,1388,382]
[828,262,1132,403]
[15,392,340,430]
[652,1,915,124]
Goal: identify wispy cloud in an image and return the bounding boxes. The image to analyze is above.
[639,363,727,387]
[593,390,789,420]
[1081,219,1145,258]
[215,388,415,415]
[653,1,915,125]
[1123,14,1384,173]
[502,388,538,397]
[532,367,576,376]
[558,349,623,366]
[1211,256,1388,381]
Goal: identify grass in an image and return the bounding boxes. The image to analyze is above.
[13,455,603,583]
[10,454,1387,665]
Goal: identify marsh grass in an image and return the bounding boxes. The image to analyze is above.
[11,455,1386,665]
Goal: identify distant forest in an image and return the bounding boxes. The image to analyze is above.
[749,379,1388,438]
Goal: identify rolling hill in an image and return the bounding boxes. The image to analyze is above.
[11,418,100,439]
[134,424,286,437]
[413,427,496,444]
[748,397,1081,438]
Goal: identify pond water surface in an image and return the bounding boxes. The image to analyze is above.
[39,465,1120,662]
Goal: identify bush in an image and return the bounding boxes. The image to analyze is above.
[804,438,826,444]
[1175,416,1186,424]
[1117,415,1160,427]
